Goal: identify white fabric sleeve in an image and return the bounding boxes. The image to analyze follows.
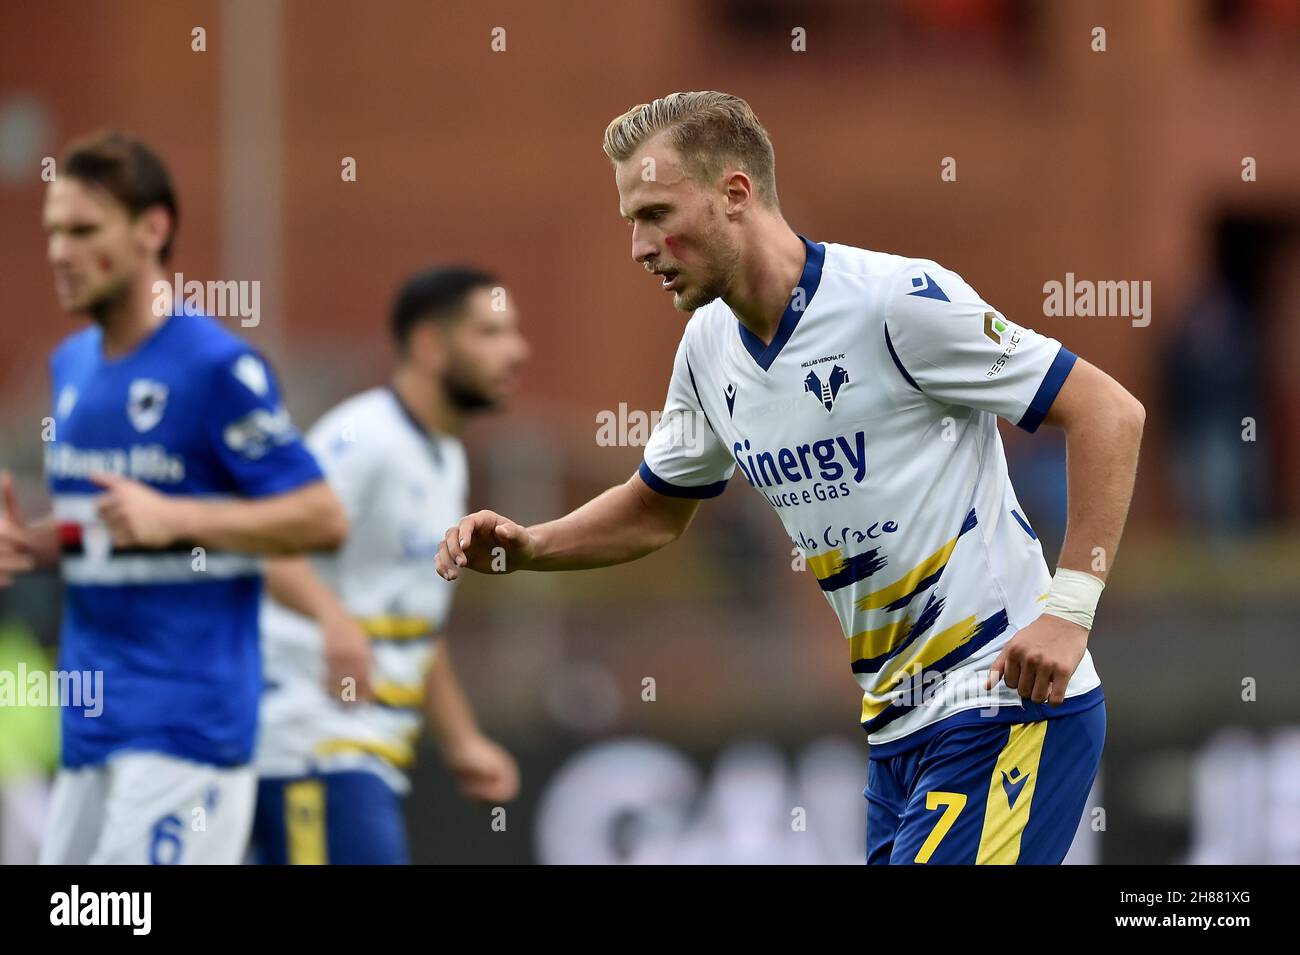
[882,261,1077,432]
[638,333,736,498]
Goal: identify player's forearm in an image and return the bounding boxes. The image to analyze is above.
[28,515,63,568]
[170,481,348,555]
[1053,393,1145,583]
[264,555,350,624]
[524,475,696,571]
[423,646,483,752]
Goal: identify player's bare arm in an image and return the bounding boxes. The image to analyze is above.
[90,472,348,555]
[435,471,699,580]
[424,645,520,804]
[0,471,61,585]
[987,357,1145,704]
[265,555,374,700]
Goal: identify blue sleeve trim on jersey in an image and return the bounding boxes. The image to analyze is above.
[684,355,717,434]
[1017,345,1078,433]
[883,322,922,392]
[637,461,728,499]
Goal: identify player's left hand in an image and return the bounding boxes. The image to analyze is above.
[444,734,520,804]
[90,472,185,549]
[985,612,1089,706]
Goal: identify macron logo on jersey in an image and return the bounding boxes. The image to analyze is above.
[908,272,950,303]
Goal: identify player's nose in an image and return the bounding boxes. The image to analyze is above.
[631,228,658,266]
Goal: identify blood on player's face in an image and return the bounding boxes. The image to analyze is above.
[615,134,735,312]
[42,177,162,315]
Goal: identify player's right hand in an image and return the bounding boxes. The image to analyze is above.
[436,509,533,580]
[321,612,375,703]
[0,472,37,588]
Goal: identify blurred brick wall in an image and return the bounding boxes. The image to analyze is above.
[3,0,1299,527]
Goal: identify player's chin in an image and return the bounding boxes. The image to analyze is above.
[673,285,715,312]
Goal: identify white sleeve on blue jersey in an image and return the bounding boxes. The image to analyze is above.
[303,414,380,524]
[882,262,1077,433]
[638,332,735,498]
[205,350,325,497]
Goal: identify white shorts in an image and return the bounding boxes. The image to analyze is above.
[39,751,256,865]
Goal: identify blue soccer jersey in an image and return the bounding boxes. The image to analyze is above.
[45,312,324,768]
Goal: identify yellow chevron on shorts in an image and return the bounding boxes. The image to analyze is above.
[976,721,1047,864]
[358,615,436,640]
[859,614,980,722]
[315,737,416,768]
[854,534,959,612]
[284,778,327,865]
[806,549,845,580]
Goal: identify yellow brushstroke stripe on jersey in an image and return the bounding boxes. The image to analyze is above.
[848,615,916,664]
[806,549,845,580]
[371,680,425,709]
[854,534,959,612]
[284,779,327,865]
[358,615,436,640]
[315,737,416,768]
[860,615,980,722]
[976,721,1047,864]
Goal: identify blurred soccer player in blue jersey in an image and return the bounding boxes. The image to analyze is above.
[250,267,526,864]
[435,92,1145,864]
[0,131,347,864]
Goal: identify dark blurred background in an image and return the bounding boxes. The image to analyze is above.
[2,0,1299,863]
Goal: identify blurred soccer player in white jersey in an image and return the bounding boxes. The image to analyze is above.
[250,267,527,864]
[437,92,1146,864]
[0,132,348,865]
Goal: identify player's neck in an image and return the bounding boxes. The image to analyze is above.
[723,222,805,346]
[391,366,462,437]
[94,265,171,359]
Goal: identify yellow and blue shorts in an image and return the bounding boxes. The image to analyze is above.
[251,770,409,865]
[865,693,1105,864]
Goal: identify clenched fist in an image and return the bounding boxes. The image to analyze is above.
[91,472,188,549]
[436,510,535,580]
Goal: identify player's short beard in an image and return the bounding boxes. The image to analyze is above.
[441,363,499,413]
[674,217,741,312]
[81,272,132,324]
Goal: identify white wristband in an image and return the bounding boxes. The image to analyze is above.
[1042,568,1105,630]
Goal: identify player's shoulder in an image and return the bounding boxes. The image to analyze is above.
[165,311,254,356]
[312,386,395,436]
[819,240,917,281]
[49,325,101,374]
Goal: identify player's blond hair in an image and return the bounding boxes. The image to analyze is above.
[602,91,779,207]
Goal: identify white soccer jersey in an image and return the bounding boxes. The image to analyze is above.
[640,237,1102,757]
[256,387,468,793]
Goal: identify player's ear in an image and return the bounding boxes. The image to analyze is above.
[722,170,754,217]
[135,206,172,262]
[408,320,449,372]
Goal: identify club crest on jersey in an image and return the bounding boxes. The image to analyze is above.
[724,382,737,417]
[803,365,849,412]
[126,379,168,432]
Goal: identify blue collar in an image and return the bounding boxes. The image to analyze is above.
[737,234,825,372]
[387,385,443,466]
